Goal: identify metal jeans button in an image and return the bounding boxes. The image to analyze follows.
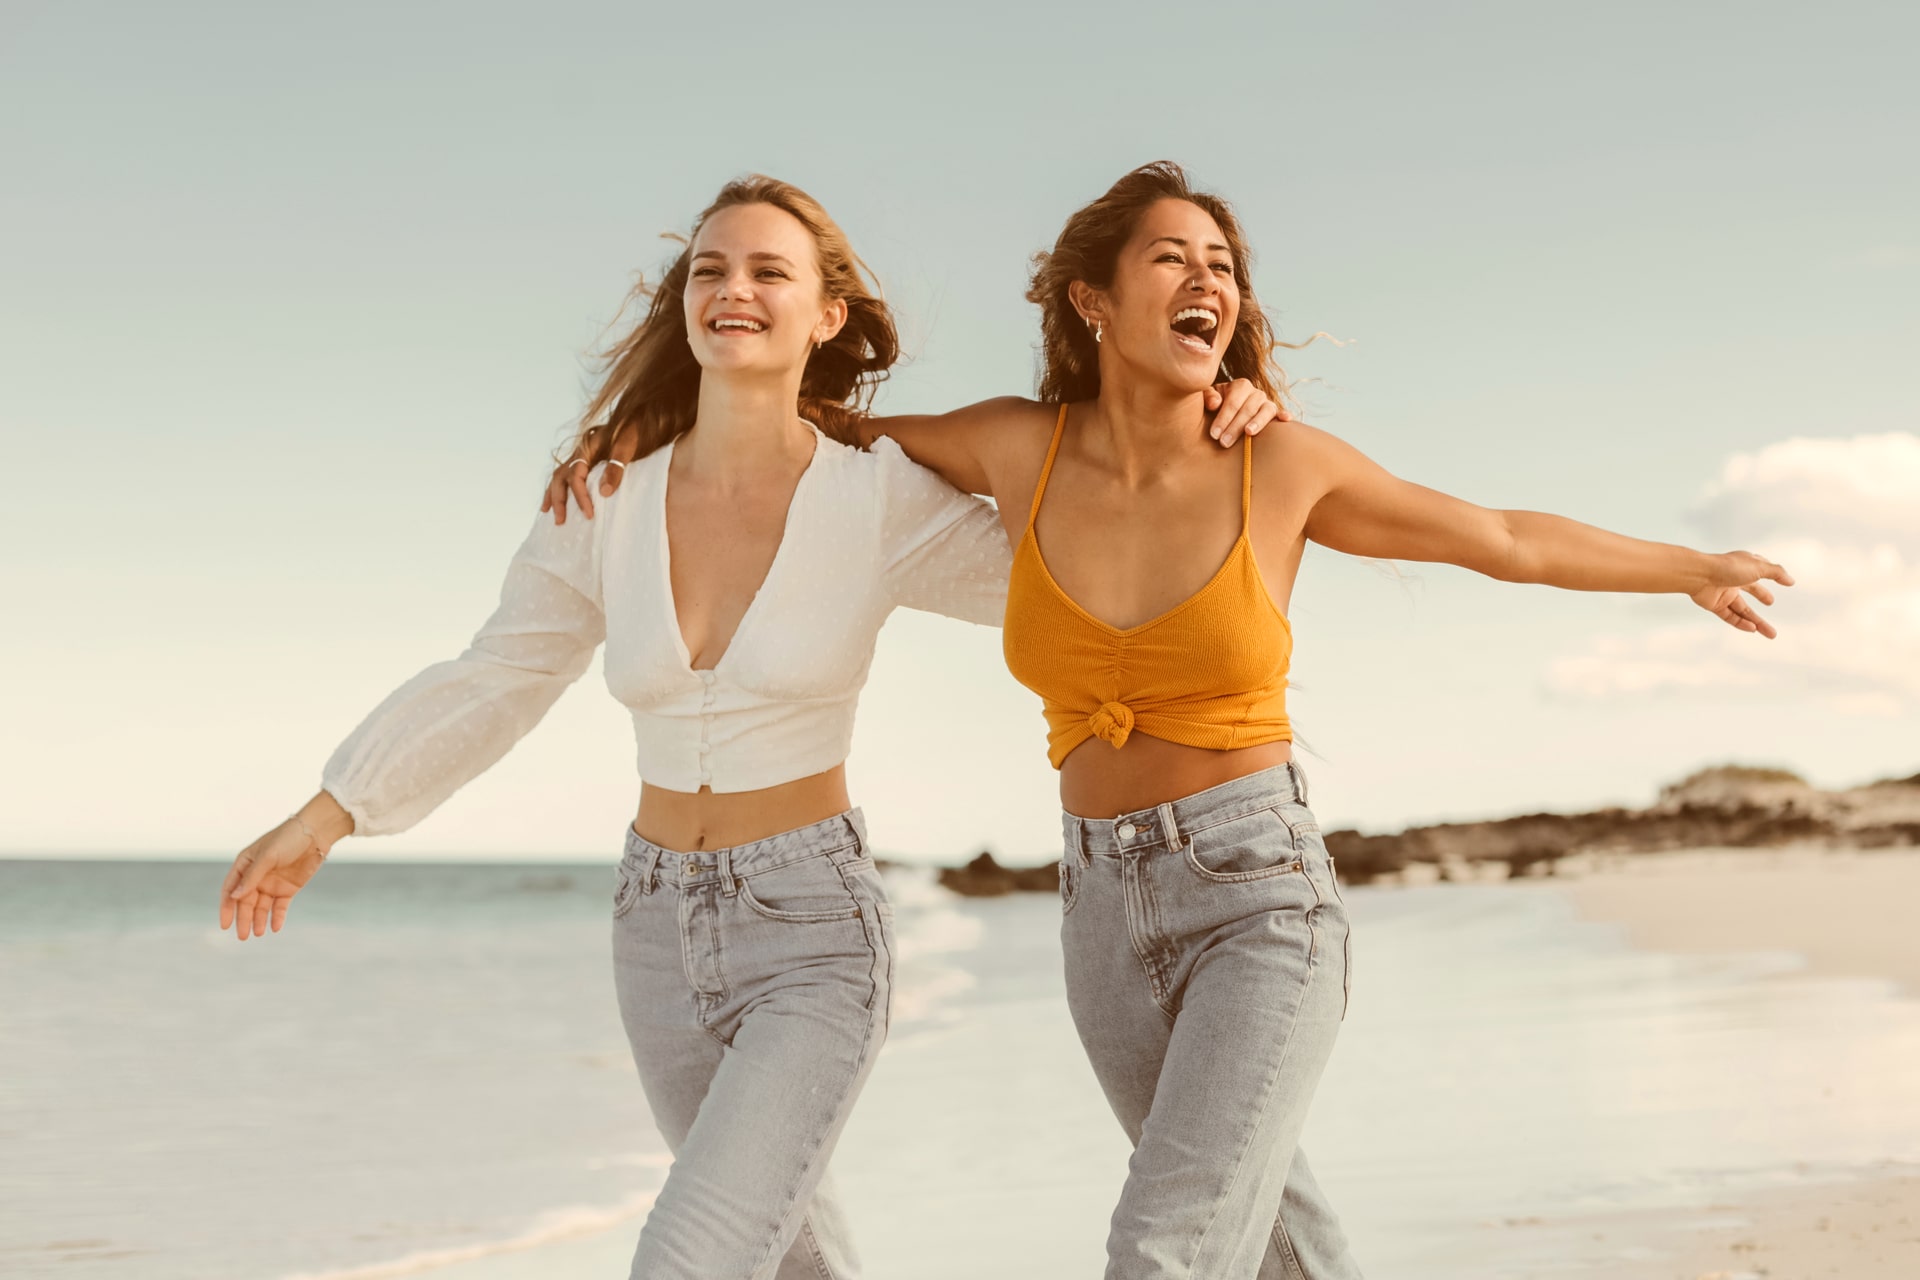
[1116,821,1137,840]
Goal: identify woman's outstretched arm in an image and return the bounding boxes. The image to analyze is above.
[542,382,1285,516]
[219,470,613,940]
[1296,423,1793,635]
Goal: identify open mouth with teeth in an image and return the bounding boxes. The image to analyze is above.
[1169,307,1219,352]
[709,317,766,334]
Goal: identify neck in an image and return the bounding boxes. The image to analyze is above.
[1085,369,1212,481]
[678,369,815,478]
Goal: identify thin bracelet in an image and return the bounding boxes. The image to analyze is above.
[290,812,332,862]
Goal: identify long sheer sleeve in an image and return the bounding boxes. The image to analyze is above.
[321,487,608,837]
[872,436,1011,626]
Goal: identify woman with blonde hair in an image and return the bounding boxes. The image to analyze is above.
[567,161,1790,1279]
[223,176,991,1279]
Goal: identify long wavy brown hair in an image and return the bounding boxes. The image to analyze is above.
[562,176,897,465]
[1028,162,1313,408]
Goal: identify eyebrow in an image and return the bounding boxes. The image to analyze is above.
[691,250,798,267]
[1148,236,1230,254]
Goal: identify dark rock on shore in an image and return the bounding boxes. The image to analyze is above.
[931,764,1920,895]
[1324,764,1920,886]
[937,851,1060,897]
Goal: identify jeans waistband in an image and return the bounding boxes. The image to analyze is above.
[621,809,867,891]
[1062,764,1308,859]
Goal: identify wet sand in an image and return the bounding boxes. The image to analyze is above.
[1565,847,1920,995]
[1558,848,1920,1278]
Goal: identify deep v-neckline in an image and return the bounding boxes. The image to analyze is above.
[657,426,822,675]
[1021,404,1264,636]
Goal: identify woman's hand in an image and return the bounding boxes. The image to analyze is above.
[541,424,639,524]
[218,794,351,941]
[1204,379,1290,446]
[1689,552,1795,638]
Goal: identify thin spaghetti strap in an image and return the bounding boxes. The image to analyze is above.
[1240,432,1255,530]
[1026,403,1070,531]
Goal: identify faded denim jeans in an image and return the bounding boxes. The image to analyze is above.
[1060,764,1364,1280]
[612,810,893,1279]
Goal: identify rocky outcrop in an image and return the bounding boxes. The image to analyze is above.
[937,851,1060,897]
[1324,765,1920,886]
[932,765,1920,894]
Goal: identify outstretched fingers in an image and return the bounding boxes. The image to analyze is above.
[1723,594,1777,639]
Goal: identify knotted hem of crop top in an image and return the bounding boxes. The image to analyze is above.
[1045,709,1294,770]
[1088,700,1134,748]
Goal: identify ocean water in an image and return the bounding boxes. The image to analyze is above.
[4,858,1918,1279]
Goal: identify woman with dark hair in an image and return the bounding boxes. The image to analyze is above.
[556,162,1787,1277]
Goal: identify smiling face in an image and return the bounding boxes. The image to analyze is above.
[682,201,847,378]
[1075,197,1241,395]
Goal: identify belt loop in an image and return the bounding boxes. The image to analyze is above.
[717,847,739,897]
[1156,801,1183,850]
[844,810,867,851]
[641,843,662,895]
[1077,819,1092,867]
[1288,760,1310,807]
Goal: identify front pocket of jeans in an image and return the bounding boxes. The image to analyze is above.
[612,865,643,918]
[1184,807,1306,883]
[738,855,863,924]
[1059,856,1083,915]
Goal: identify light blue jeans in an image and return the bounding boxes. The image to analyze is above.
[1060,764,1364,1279]
[611,811,892,1279]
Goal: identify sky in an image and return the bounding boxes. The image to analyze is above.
[2,1,1915,861]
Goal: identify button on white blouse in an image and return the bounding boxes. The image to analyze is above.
[322,430,1011,837]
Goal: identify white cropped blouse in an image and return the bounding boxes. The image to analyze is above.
[322,430,1010,837]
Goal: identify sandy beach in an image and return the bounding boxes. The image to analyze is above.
[1566,846,1920,996]
[8,847,1919,1279]
[1553,848,1920,1279]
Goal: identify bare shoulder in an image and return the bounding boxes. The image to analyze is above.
[1251,418,1356,488]
[1257,418,1353,457]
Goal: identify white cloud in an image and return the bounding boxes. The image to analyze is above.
[1547,433,1920,715]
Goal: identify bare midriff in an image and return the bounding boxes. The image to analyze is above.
[1060,733,1294,821]
[633,764,852,852]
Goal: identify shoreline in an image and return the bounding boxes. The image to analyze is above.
[1558,845,1920,997]
[1534,846,1920,1277]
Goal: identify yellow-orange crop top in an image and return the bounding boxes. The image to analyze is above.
[1002,405,1294,768]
